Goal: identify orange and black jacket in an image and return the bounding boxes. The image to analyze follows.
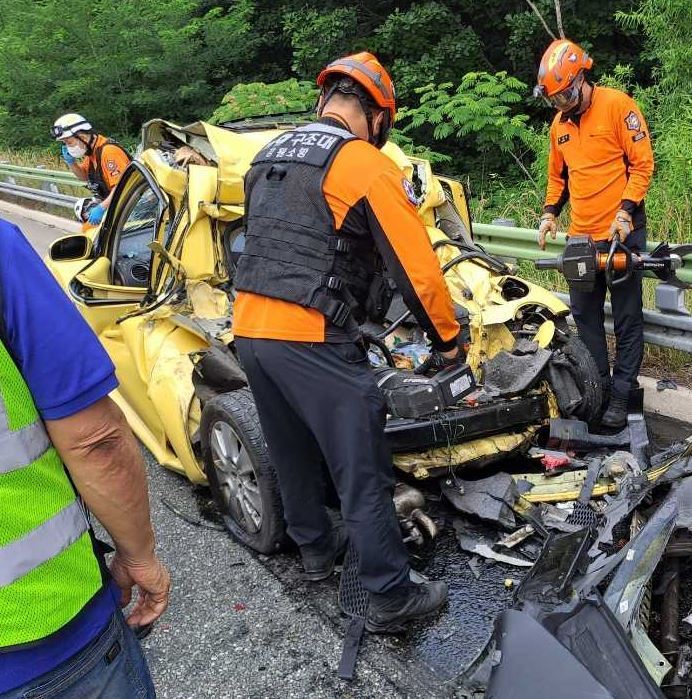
[75,134,131,199]
[233,119,459,350]
[544,85,654,241]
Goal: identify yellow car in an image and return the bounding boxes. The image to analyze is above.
[46,116,601,553]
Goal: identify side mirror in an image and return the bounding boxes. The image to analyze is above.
[48,235,94,262]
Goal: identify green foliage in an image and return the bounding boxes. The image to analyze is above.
[397,72,537,183]
[594,0,692,239]
[388,130,451,165]
[0,0,263,145]
[282,7,358,78]
[0,0,687,241]
[372,2,488,100]
[208,80,318,124]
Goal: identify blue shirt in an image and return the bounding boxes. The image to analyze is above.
[0,219,120,692]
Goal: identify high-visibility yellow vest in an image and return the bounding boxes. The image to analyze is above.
[0,336,104,648]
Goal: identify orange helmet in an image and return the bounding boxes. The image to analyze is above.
[534,40,593,110]
[317,52,396,124]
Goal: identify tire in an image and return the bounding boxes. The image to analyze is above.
[201,389,285,554]
[552,321,603,424]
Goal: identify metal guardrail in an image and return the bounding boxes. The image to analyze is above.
[1,163,690,351]
[0,163,82,209]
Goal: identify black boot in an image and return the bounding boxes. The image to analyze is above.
[299,524,347,582]
[366,580,448,634]
[601,394,629,429]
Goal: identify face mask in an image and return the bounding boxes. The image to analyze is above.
[66,143,87,158]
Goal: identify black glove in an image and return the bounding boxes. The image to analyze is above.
[414,349,463,375]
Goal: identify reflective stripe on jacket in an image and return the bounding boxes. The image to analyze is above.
[0,337,104,649]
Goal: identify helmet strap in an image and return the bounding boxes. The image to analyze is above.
[78,133,95,154]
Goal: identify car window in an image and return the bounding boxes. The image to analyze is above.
[112,184,159,287]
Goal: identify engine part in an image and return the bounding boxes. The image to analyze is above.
[392,483,437,544]
[385,392,548,454]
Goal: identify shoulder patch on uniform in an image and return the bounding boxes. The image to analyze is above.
[402,177,419,206]
[632,131,647,143]
[557,134,570,145]
[105,159,120,175]
[624,111,641,131]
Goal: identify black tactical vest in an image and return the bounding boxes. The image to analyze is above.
[234,123,380,330]
[86,138,131,199]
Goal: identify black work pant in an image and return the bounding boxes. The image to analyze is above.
[235,337,410,593]
[569,232,645,400]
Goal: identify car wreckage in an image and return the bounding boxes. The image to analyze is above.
[45,116,692,695]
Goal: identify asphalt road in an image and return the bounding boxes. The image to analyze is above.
[4,203,692,698]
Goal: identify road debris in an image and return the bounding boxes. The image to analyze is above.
[498,525,534,549]
[442,472,518,530]
[455,428,692,697]
[453,523,534,568]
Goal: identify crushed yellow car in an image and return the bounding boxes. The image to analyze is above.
[45,116,602,553]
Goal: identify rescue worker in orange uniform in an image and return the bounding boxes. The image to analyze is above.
[534,40,654,429]
[233,52,461,632]
[52,113,131,226]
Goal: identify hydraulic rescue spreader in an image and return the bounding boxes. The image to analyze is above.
[535,235,692,292]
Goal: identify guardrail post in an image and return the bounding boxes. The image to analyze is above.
[655,284,690,316]
[490,218,518,264]
[1,161,16,186]
[36,165,60,195]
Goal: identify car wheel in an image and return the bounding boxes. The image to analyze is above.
[201,389,285,554]
[553,321,603,424]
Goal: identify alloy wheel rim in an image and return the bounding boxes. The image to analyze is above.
[210,420,262,533]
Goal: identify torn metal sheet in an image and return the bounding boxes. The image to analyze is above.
[497,525,534,549]
[453,522,533,568]
[187,280,232,319]
[392,426,538,477]
[442,472,518,530]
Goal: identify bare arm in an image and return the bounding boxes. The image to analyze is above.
[45,395,170,626]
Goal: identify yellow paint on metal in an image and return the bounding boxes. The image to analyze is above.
[187,280,231,319]
[517,446,691,503]
[533,319,555,348]
[393,426,538,476]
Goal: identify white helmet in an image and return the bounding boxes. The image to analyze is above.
[73,196,99,222]
[51,113,93,140]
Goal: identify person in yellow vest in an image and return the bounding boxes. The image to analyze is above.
[0,218,170,697]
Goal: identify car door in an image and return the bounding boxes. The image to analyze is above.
[65,162,171,437]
